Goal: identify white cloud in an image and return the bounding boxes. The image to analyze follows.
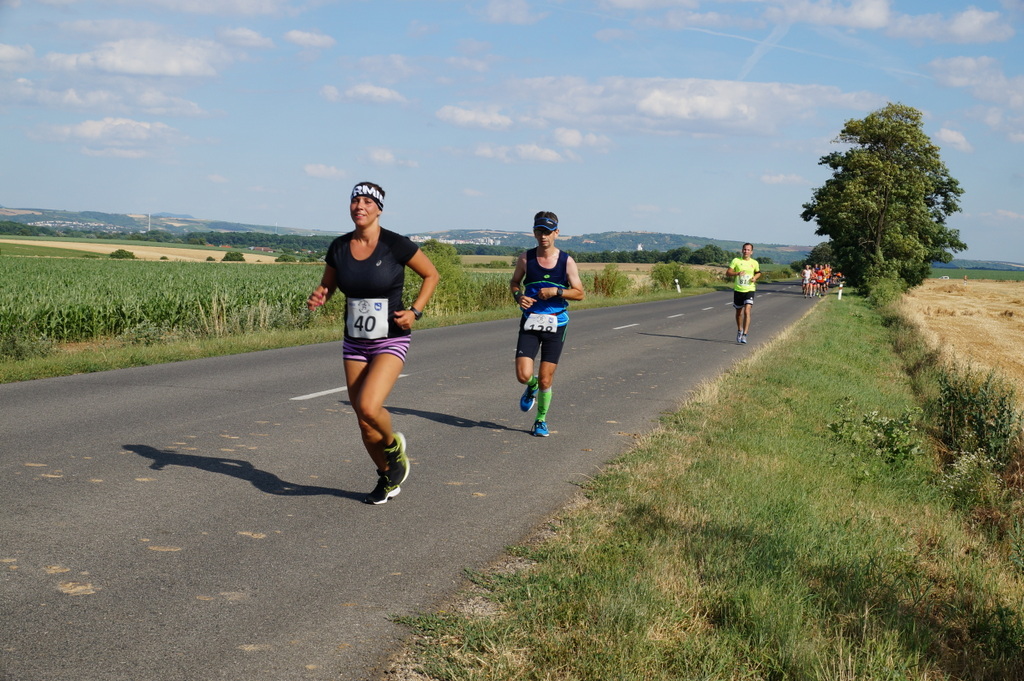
[0,43,34,70]
[446,56,491,73]
[929,57,1024,141]
[60,19,165,39]
[344,84,407,104]
[463,188,484,197]
[218,27,274,48]
[659,10,743,30]
[935,127,973,153]
[120,0,292,15]
[552,127,611,149]
[34,117,184,157]
[981,209,1024,220]
[304,163,346,179]
[208,174,229,183]
[473,144,512,161]
[507,76,877,136]
[363,148,418,168]
[320,85,341,102]
[601,0,699,9]
[283,30,335,49]
[761,173,807,185]
[82,147,148,159]
[516,143,563,162]
[436,105,513,130]
[353,54,420,82]
[888,7,1014,44]
[763,0,891,30]
[44,38,231,77]
[472,142,563,163]
[480,0,546,25]
[3,78,118,109]
[929,57,1024,108]
[3,78,206,116]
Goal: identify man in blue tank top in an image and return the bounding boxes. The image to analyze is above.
[510,212,585,437]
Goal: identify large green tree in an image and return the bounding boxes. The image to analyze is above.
[801,103,965,290]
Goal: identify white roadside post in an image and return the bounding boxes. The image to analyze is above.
[837,282,843,300]
[674,278,681,293]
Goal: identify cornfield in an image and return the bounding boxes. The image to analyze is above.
[1,258,322,343]
[2,256,672,353]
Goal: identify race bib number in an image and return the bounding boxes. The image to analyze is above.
[524,313,558,333]
[738,273,752,287]
[347,298,388,339]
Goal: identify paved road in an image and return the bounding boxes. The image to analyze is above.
[1,282,814,681]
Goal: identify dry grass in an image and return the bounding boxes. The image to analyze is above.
[0,237,281,263]
[902,279,1024,392]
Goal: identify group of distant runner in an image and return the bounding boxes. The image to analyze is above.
[801,263,843,298]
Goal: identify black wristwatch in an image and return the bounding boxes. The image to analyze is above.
[409,306,423,320]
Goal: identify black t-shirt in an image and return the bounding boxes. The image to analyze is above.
[325,228,419,338]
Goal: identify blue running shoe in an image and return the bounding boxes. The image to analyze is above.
[736,330,743,344]
[520,383,537,412]
[531,420,549,437]
[740,333,748,344]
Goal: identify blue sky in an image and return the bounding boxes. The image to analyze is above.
[1,0,1022,261]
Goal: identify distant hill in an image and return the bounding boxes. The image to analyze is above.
[406,229,812,264]
[0,206,333,237]
[2,205,1018,269]
[152,212,195,219]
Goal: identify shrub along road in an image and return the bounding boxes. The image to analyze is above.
[1,281,813,681]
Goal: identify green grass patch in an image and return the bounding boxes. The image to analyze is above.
[400,294,1024,680]
[930,269,1024,282]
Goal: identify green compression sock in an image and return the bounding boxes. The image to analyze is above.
[536,388,552,420]
[527,375,539,390]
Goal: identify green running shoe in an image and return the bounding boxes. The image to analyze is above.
[364,471,400,505]
[385,432,409,487]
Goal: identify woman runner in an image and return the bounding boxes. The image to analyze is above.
[307,182,439,504]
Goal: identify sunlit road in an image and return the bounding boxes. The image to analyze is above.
[1,282,815,681]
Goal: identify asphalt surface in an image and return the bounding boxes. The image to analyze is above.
[1,281,815,681]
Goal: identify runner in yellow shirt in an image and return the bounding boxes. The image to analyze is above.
[726,243,761,344]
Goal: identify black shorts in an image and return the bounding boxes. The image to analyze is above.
[516,320,568,365]
[733,290,755,308]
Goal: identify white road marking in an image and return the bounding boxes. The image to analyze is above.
[668,314,685,318]
[613,323,639,330]
[703,307,715,311]
[293,374,408,401]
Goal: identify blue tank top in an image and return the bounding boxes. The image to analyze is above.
[522,248,570,326]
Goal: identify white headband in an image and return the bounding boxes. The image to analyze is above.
[351,184,384,210]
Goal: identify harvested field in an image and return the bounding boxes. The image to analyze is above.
[902,278,1024,393]
[0,238,280,263]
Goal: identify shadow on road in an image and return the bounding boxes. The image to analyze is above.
[123,444,364,500]
[341,402,518,432]
[637,332,739,345]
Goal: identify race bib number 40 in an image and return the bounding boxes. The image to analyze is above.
[347,298,388,339]
[523,313,558,333]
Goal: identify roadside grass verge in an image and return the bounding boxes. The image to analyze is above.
[398,293,1024,680]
